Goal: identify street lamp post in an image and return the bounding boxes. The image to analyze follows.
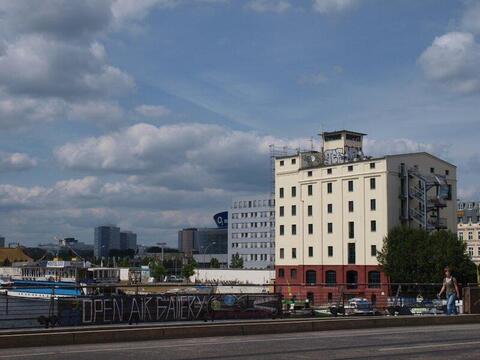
[202,242,216,269]
[157,242,167,263]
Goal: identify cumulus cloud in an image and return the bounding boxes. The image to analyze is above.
[246,0,291,13]
[419,32,480,94]
[312,0,356,14]
[363,138,449,159]
[54,122,314,191]
[0,151,37,172]
[461,1,480,35]
[135,104,171,118]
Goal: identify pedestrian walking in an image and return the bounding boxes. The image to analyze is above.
[438,266,460,315]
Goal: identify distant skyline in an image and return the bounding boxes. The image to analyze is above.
[0,0,479,246]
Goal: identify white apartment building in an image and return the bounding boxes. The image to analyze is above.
[228,195,275,269]
[457,201,480,265]
[275,130,457,304]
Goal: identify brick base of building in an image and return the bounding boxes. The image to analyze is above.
[274,265,389,306]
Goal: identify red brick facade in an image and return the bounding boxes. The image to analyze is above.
[274,265,390,306]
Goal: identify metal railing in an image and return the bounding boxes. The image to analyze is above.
[0,282,465,329]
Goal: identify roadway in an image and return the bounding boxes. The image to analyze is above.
[2,323,480,359]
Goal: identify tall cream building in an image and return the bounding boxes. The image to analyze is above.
[274,130,456,304]
[457,201,480,265]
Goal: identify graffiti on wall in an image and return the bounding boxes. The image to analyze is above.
[57,293,281,326]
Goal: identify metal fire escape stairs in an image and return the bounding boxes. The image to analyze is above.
[400,165,449,232]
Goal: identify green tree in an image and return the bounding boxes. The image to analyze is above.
[118,257,130,268]
[230,253,244,269]
[209,257,220,269]
[181,258,197,280]
[151,262,166,281]
[377,226,477,284]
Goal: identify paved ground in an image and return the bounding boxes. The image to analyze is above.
[2,323,480,359]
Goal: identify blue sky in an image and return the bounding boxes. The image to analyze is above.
[0,0,479,246]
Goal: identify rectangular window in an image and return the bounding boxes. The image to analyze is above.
[371,220,377,232]
[291,158,296,165]
[349,221,355,239]
[468,231,473,240]
[291,186,296,197]
[279,206,284,217]
[279,248,284,259]
[328,222,333,233]
[279,160,284,166]
[328,246,333,257]
[308,184,313,196]
[327,182,333,193]
[292,248,297,259]
[307,205,313,216]
[445,169,449,176]
[348,180,354,192]
[279,187,284,198]
[278,268,285,278]
[307,171,313,177]
[308,246,313,257]
[370,178,376,190]
[370,162,375,169]
[327,168,332,174]
[348,201,354,212]
[291,205,296,216]
[348,165,353,172]
[280,225,284,236]
[458,232,463,240]
[371,245,377,256]
[371,199,376,211]
[290,268,297,280]
[327,203,333,213]
[291,224,297,235]
[308,224,313,234]
[430,167,435,173]
[348,243,356,264]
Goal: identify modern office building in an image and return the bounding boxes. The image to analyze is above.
[120,231,137,251]
[94,225,120,258]
[228,195,275,269]
[274,130,457,304]
[178,227,228,267]
[457,201,480,265]
[0,236,5,248]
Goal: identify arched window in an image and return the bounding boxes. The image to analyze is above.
[346,270,358,289]
[325,270,336,287]
[368,271,381,288]
[306,270,316,285]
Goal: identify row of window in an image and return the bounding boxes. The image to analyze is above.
[276,268,381,287]
[237,254,273,262]
[458,231,480,241]
[232,199,274,209]
[279,199,377,218]
[278,244,378,262]
[458,202,479,210]
[231,222,274,229]
[458,216,480,224]
[279,159,377,173]
[278,179,377,199]
[467,247,480,257]
[279,220,377,236]
[231,232,274,239]
[231,212,274,219]
[231,242,274,248]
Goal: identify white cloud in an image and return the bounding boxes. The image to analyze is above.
[135,104,171,118]
[312,0,356,14]
[419,32,480,94]
[364,138,449,159]
[0,151,37,172]
[246,0,291,13]
[461,1,480,35]
[54,122,313,191]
